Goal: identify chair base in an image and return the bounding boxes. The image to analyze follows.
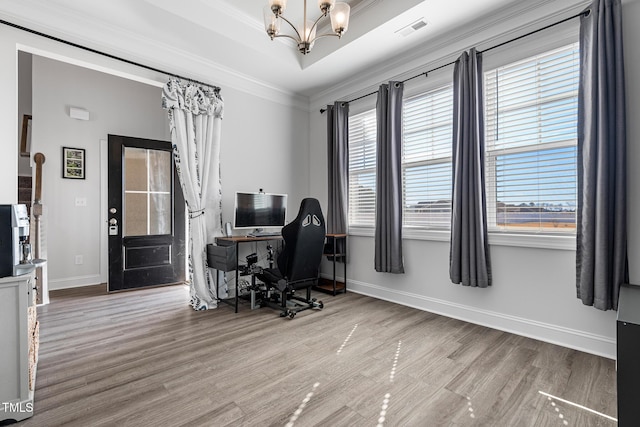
[259,286,323,319]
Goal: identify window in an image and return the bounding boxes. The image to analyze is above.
[484,43,579,233]
[402,85,453,228]
[348,109,377,226]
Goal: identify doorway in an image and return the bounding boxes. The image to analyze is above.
[107,135,185,292]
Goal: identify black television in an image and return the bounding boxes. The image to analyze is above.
[233,192,287,231]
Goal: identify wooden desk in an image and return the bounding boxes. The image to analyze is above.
[214,235,283,312]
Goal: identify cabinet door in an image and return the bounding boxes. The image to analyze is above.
[0,277,30,416]
[617,320,640,426]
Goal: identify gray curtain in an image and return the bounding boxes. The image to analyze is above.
[576,0,628,310]
[375,82,404,274]
[449,49,491,288]
[326,102,349,261]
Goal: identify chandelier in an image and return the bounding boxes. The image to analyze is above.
[263,0,351,55]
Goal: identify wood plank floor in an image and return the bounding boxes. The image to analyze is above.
[19,284,616,426]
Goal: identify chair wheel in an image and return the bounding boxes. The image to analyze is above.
[318,301,324,309]
[289,311,296,319]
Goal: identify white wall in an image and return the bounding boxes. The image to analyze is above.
[0,23,310,291]
[31,56,169,290]
[0,30,19,204]
[307,1,640,359]
[220,86,310,226]
[17,52,32,177]
[28,58,310,291]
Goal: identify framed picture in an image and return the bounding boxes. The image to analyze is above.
[62,147,85,179]
[20,114,32,157]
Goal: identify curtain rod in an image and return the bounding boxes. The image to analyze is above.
[0,19,221,92]
[320,8,589,114]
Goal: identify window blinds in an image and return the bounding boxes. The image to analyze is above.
[402,85,453,228]
[348,109,377,226]
[484,43,579,233]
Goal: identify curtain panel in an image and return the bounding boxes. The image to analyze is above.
[375,82,405,274]
[449,49,491,288]
[326,102,349,261]
[162,79,224,310]
[576,0,628,310]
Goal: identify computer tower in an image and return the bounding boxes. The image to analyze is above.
[0,205,14,278]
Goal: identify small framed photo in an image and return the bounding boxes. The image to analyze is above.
[62,147,85,179]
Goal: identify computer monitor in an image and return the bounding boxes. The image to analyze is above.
[233,192,287,231]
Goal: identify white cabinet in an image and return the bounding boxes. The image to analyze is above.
[0,271,37,422]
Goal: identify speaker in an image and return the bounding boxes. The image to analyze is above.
[225,222,232,237]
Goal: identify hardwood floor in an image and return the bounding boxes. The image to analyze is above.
[19,284,616,426]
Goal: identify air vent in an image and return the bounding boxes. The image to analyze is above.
[395,19,428,37]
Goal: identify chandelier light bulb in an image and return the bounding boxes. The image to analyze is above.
[330,3,350,35]
[269,0,287,15]
[318,0,336,14]
[263,6,281,38]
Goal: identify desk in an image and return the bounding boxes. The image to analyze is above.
[213,235,283,313]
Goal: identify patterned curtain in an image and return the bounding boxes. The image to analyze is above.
[162,79,224,310]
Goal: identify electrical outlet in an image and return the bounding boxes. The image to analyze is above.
[75,197,87,207]
[75,255,83,265]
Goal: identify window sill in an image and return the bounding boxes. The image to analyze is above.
[488,232,575,251]
[347,227,576,250]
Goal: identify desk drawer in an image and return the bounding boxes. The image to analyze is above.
[206,244,237,272]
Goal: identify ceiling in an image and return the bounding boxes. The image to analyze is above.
[0,0,579,98]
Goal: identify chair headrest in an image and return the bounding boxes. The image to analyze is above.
[295,198,324,226]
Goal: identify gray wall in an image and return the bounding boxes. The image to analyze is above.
[18,52,32,177]
[307,1,640,359]
[32,56,170,289]
[28,56,310,291]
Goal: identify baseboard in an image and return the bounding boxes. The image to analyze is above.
[48,274,103,290]
[324,274,615,360]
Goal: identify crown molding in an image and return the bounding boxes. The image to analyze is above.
[310,0,589,110]
[1,1,311,111]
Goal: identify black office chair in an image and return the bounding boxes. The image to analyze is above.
[256,198,326,318]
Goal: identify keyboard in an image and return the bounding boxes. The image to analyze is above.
[248,231,281,237]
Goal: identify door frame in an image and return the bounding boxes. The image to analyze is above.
[100,138,108,286]
[100,137,188,291]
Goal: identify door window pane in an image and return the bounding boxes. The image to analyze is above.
[125,147,147,191]
[125,193,148,236]
[150,193,172,235]
[124,147,173,236]
[149,150,172,192]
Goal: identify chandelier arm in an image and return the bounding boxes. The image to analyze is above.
[277,14,303,42]
[309,32,341,44]
[273,34,302,44]
[306,12,327,41]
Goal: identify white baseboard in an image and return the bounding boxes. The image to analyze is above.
[325,274,615,360]
[48,274,103,290]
